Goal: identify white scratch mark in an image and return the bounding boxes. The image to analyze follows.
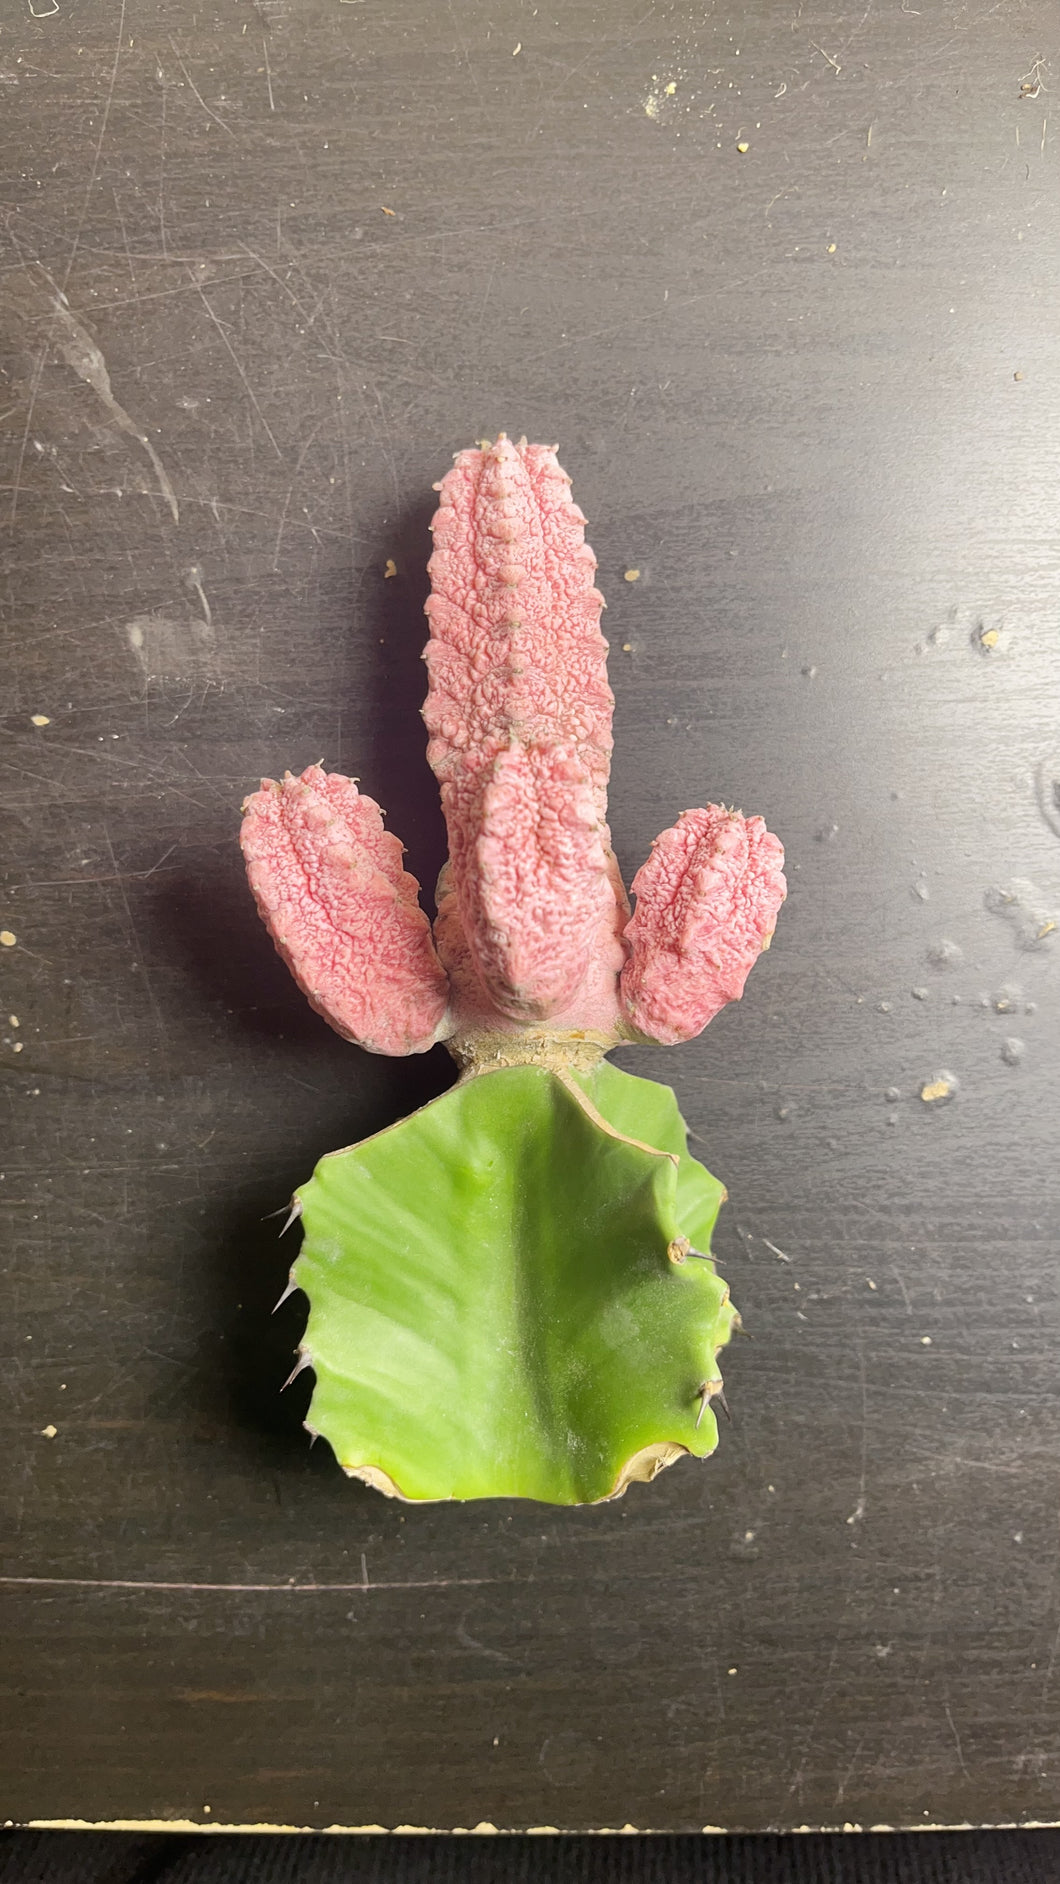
[101,820,169,1061]
[7,344,49,528]
[8,0,126,528]
[235,241,320,331]
[457,1615,519,1664]
[944,1700,972,1783]
[169,40,235,136]
[273,415,325,570]
[1041,1618,1060,1703]
[192,276,283,458]
[186,567,212,625]
[158,63,169,259]
[833,1734,865,1809]
[848,1343,869,1525]
[111,184,141,302]
[263,36,275,111]
[787,1624,845,1802]
[474,258,499,334]
[48,288,179,521]
[0,1573,500,1594]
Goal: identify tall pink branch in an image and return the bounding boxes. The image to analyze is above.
[241,766,450,1056]
[423,435,626,1026]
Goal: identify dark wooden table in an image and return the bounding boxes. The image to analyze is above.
[2,0,1059,1836]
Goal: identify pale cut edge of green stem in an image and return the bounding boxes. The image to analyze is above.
[350,1437,695,1505]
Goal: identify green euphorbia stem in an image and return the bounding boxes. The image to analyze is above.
[289,1060,735,1505]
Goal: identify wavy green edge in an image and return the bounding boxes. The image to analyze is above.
[291,1060,735,1505]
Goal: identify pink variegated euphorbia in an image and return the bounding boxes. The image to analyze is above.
[240,439,785,1506]
[242,436,785,1068]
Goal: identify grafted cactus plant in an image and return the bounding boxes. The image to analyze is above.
[241,437,785,1504]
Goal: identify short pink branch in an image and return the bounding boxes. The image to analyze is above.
[620,807,786,1045]
[240,765,450,1056]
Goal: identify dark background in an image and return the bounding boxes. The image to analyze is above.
[5,1829,1060,1883]
[2,0,1059,1842]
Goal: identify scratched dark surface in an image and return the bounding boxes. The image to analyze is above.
[1,0,1059,1837]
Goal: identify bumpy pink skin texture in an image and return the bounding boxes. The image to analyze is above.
[240,766,449,1056]
[424,435,625,1028]
[241,438,786,1055]
[620,807,787,1047]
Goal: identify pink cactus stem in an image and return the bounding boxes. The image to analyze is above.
[619,807,787,1047]
[240,766,449,1056]
[423,435,626,1038]
[241,437,786,1062]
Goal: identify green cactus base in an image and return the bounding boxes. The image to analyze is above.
[291,1060,736,1504]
